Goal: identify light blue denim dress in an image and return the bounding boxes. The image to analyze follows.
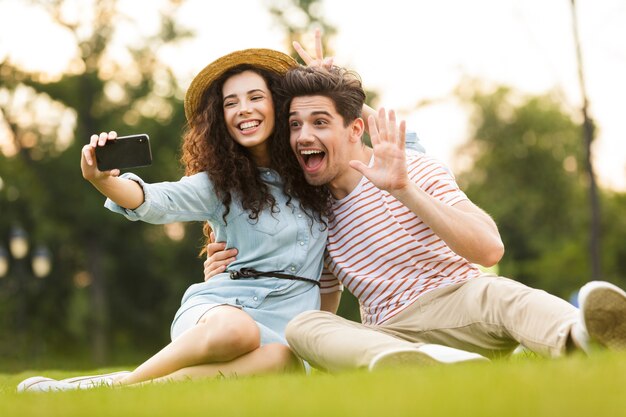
[105,168,327,346]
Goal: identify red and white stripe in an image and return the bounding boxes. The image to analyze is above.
[325,154,480,325]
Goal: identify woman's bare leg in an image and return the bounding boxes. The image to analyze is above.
[146,343,304,384]
[116,306,260,385]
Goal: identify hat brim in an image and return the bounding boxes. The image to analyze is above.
[184,48,297,122]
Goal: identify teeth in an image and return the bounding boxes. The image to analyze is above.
[239,121,260,130]
[301,150,323,155]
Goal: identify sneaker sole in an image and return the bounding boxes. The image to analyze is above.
[17,377,54,392]
[369,348,438,371]
[581,283,626,349]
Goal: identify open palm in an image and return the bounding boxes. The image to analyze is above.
[350,108,409,192]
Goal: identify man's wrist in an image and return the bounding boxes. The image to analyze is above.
[388,182,413,202]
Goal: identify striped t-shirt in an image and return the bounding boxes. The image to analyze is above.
[324,153,480,325]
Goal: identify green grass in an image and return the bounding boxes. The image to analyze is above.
[2,352,626,417]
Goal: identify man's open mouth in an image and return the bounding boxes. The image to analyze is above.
[300,149,326,170]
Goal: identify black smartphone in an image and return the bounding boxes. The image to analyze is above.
[95,134,152,171]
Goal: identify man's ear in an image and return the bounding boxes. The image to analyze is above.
[348,118,365,143]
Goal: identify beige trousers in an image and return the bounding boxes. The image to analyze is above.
[285,275,579,372]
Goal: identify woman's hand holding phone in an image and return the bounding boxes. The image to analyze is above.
[81,131,121,182]
[80,130,148,210]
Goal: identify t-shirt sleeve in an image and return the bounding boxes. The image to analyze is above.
[407,155,469,207]
[319,261,342,294]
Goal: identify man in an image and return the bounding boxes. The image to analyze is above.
[209,65,626,372]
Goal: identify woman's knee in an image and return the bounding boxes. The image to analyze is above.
[197,307,261,356]
[258,344,303,373]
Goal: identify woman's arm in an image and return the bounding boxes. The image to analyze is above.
[81,131,145,209]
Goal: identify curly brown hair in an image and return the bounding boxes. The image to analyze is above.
[180,65,331,253]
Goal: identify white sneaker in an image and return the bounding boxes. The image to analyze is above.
[17,376,78,393]
[578,281,626,349]
[60,370,130,388]
[368,345,489,371]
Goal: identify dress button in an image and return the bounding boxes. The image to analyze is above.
[290,266,296,272]
[299,241,305,246]
[297,214,302,218]
[253,296,258,301]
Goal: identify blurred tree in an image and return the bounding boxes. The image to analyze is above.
[266,0,336,57]
[266,0,378,108]
[455,84,625,298]
[0,0,201,366]
[599,191,626,288]
[570,0,602,281]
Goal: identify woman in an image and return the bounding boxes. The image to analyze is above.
[18,48,336,392]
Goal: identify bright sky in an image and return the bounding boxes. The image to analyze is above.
[1,0,624,190]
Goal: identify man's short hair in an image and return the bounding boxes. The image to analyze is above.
[281,66,366,126]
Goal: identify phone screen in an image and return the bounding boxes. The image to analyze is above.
[95,134,152,171]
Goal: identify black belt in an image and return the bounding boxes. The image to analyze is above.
[229,268,320,287]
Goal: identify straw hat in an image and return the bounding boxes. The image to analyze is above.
[184,48,298,123]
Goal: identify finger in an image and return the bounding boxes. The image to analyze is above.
[206,242,226,256]
[349,159,371,176]
[209,248,238,262]
[322,57,334,69]
[82,144,94,166]
[388,109,397,145]
[377,108,389,143]
[315,28,323,60]
[293,41,312,65]
[368,115,380,146]
[90,134,99,147]
[109,131,117,140]
[205,257,236,270]
[399,120,406,150]
[209,231,216,244]
[100,169,116,177]
[98,132,108,146]
[204,264,226,281]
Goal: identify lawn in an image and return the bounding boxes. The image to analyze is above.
[2,352,625,417]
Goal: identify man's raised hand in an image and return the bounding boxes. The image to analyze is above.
[293,28,334,69]
[349,108,409,193]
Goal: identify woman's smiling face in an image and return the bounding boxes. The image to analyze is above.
[222,70,275,164]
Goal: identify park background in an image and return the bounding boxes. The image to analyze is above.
[0,0,625,370]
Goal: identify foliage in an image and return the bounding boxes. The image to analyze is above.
[456,84,626,297]
[266,0,337,58]
[266,0,378,110]
[0,0,202,366]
